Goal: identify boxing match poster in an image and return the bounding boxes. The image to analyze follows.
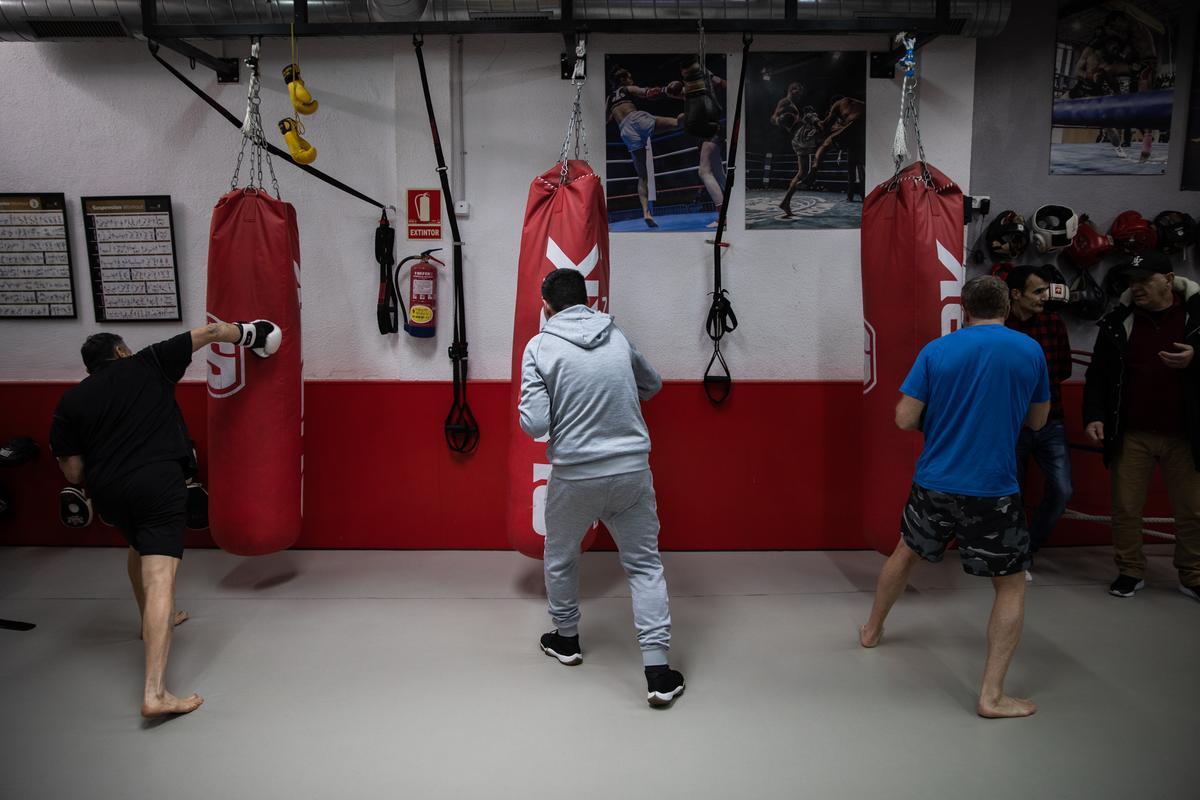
[603,53,727,233]
[1049,0,1181,175]
[742,52,866,230]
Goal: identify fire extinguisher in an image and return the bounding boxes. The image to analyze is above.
[397,248,443,338]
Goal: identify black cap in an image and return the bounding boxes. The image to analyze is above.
[1119,250,1173,280]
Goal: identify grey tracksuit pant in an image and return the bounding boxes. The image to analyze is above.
[543,469,671,666]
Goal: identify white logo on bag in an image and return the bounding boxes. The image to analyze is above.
[205,312,247,398]
[863,320,877,394]
[937,241,963,336]
[545,237,607,312]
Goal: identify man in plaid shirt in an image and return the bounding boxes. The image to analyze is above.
[1005,265,1074,574]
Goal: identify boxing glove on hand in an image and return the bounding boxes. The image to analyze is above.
[235,320,283,358]
[283,65,318,115]
[665,80,685,100]
[680,63,721,139]
[59,486,93,529]
[279,118,317,165]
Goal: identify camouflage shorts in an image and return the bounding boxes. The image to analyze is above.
[900,483,1031,577]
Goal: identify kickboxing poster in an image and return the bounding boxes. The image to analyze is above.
[604,53,727,232]
[1049,0,1181,175]
[1181,13,1200,189]
[743,52,866,229]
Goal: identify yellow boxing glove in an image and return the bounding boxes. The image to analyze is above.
[282,64,318,115]
[278,118,317,164]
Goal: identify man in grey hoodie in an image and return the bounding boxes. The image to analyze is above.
[518,268,684,707]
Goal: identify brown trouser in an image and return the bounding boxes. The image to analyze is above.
[1111,429,1200,585]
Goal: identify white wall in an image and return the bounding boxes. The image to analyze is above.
[0,33,975,381]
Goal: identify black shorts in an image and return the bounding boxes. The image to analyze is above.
[93,461,187,559]
[900,483,1030,577]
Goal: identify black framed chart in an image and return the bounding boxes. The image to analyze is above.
[81,195,182,322]
[0,193,77,319]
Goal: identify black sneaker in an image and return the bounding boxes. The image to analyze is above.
[1109,574,1146,597]
[539,631,582,666]
[1180,584,1200,603]
[645,665,685,707]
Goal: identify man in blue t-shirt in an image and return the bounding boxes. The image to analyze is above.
[858,275,1050,719]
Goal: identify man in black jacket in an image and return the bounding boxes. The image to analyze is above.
[50,319,279,717]
[1083,251,1200,602]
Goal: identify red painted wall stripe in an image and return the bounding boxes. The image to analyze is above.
[0,381,1172,550]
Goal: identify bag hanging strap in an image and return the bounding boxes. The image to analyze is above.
[702,34,751,406]
[414,34,479,455]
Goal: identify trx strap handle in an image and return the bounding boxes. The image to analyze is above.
[703,34,751,406]
[376,209,401,334]
[414,34,479,455]
[148,41,386,210]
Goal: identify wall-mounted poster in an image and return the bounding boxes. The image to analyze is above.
[604,53,727,232]
[0,193,77,319]
[81,196,182,322]
[743,51,866,229]
[1050,0,1181,175]
[1180,13,1200,189]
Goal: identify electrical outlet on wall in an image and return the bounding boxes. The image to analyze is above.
[454,201,470,218]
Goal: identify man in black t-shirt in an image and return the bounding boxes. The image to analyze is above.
[50,318,280,718]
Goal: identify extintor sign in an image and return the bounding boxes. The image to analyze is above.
[406,189,442,240]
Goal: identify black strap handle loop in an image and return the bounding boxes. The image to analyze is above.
[414,36,479,455]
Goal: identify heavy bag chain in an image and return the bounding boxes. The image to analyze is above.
[231,38,281,198]
[413,34,479,455]
[702,33,751,406]
[891,35,931,186]
[558,37,588,185]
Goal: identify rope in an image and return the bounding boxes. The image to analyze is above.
[1060,508,1176,541]
[414,34,479,455]
[702,34,751,406]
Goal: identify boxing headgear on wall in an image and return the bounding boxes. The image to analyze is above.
[984,211,1029,261]
[1109,210,1157,253]
[1030,204,1079,253]
[1153,211,1196,254]
[1066,268,1107,320]
[1041,264,1071,306]
[1064,214,1114,268]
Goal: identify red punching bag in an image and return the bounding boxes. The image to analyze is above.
[507,160,611,559]
[860,162,964,555]
[205,189,304,556]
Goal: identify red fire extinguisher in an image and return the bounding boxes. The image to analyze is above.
[398,248,443,338]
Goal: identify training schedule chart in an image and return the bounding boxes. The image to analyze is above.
[82,196,182,322]
[0,193,77,319]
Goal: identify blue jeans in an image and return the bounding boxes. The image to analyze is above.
[1015,420,1073,554]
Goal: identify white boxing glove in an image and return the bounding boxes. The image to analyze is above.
[235,320,282,358]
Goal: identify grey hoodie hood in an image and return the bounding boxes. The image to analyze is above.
[541,305,613,350]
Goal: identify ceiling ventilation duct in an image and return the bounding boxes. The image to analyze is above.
[0,0,1007,41]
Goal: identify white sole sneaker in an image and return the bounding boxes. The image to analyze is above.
[1109,579,1146,598]
[1180,584,1200,603]
[647,684,685,708]
[540,644,582,666]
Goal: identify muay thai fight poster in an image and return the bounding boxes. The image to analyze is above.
[604,53,727,232]
[1050,0,1181,175]
[742,51,866,230]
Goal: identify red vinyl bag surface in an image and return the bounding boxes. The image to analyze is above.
[507,161,611,559]
[205,189,303,556]
[860,162,964,555]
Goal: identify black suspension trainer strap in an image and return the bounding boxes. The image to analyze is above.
[148,40,386,210]
[414,34,479,455]
[703,34,751,405]
[376,209,401,334]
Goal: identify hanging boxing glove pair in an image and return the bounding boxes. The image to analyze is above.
[279,63,318,164]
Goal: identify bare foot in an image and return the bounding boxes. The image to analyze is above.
[977,695,1036,719]
[643,216,659,228]
[141,692,204,718]
[858,624,883,648]
[140,610,188,640]
[778,203,794,218]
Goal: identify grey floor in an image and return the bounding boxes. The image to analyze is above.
[0,545,1193,800]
